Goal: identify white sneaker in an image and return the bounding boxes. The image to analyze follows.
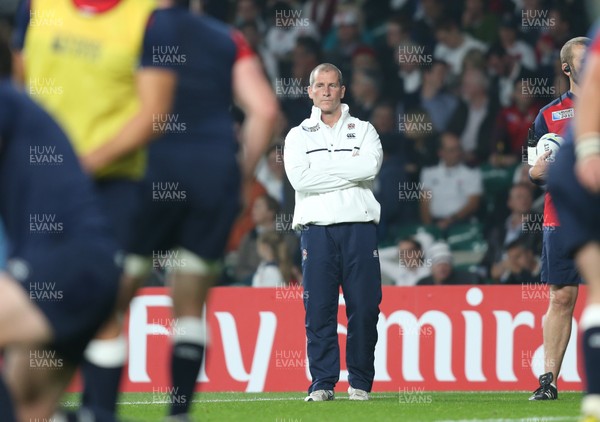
[348,386,369,401]
[304,389,334,401]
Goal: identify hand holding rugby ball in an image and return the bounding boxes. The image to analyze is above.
[528,133,564,165]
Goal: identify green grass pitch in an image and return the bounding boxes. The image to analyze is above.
[60,391,584,421]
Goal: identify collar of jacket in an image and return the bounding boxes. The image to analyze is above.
[309,103,350,126]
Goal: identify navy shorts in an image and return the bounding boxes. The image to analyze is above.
[129,153,240,261]
[8,238,120,364]
[548,137,600,259]
[94,179,143,250]
[540,226,581,285]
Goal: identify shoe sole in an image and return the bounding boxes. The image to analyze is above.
[304,395,334,402]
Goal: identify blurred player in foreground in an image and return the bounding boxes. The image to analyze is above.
[527,36,589,400]
[122,0,278,419]
[12,0,177,415]
[0,39,119,421]
[548,26,600,421]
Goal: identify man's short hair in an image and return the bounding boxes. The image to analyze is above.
[296,36,323,63]
[511,181,533,195]
[439,131,461,150]
[463,67,489,91]
[506,236,529,252]
[560,36,590,67]
[399,237,422,252]
[486,42,507,60]
[434,17,459,33]
[353,68,382,92]
[309,63,343,86]
[423,58,448,73]
[237,20,259,32]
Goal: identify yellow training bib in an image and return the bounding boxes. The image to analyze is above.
[24,0,156,179]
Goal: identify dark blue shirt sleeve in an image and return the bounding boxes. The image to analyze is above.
[140,9,180,70]
[529,111,548,186]
[532,111,549,142]
[12,0,31,51]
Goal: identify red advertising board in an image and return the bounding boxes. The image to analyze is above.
[87,285,586,392]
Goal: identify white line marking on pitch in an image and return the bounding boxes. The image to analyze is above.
[437,417,575,422]
[61,394,401,407]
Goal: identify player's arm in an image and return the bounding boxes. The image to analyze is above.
[10,0,30,85]
[284,128,359,194]
[80,68,176,173]
[528,113,550,184]
[230,30,278,206]
[456,169,483,220]
[232,54,279,181]
[574,47,600,192]
[313,123,383,182]
[80,9,177,173]
[419,168,433,225]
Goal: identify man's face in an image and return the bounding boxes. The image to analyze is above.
[487,53,503,76]
[512,81,533,109]
[499,26,516,46]
[337,23,359,44]
[267,149,284,178]
[439,135,463,167]
[436,28,459,49]
[432,262,452,283]
[370,105,395,134]
[430,62,447,85]
[507,246,525,273]
[399,241,420,268]
[569,44,587,86]
[308,69,346,115]
[508,186,532,214]
[251,197,273,225]
[237,0,257,20]
[351,72,368,100]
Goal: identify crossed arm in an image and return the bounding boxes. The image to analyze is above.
[284,123,383,194]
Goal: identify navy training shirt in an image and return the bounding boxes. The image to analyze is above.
[0,80,111,257]
[143,7,255,154]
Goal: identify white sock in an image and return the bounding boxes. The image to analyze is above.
[84,335,127,368]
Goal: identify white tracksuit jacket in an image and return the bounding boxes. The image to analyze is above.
[284,104,383,230]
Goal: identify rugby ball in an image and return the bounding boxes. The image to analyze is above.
[533,133,564,164]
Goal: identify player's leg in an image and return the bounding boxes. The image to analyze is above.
[81,277,134,411]
[548,139,600,418]
[338,223,382,399]
[0,274,53,346]
[531,226,581,400]
[165,187,240,418]
[0,273,53,420]
[166,249,216,418]
[3,346,77,421]
[0,375,16,422]
[578,241,600,420]
[301,224,341,399]
[82,180,142,413]
[543,284,578,383]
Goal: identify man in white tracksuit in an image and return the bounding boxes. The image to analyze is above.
[284,63,383,402]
